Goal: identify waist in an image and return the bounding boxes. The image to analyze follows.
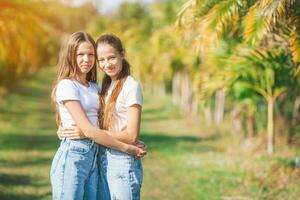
[62,117,99,128]
[99,147,132,158]
[60,138,95,146]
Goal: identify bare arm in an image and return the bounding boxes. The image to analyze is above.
[63,100,144,156]
[105,104,141,144]
[57,105,142,144]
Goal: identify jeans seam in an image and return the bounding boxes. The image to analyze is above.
[51,147,65,176]
[88,145,98,176]
[59,142,70,200]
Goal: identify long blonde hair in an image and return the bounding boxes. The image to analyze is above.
[96,34,131,130]
[51,31,97,126]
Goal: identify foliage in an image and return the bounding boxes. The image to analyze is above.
[0,0,52,86]
[177,0,300,63]
[0,0,97,88]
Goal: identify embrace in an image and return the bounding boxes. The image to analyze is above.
[50,31,146,200]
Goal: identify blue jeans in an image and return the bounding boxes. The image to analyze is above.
[50,138,99,200]
[98,146,143,200]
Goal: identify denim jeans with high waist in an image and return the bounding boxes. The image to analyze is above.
[50,138,99,200]
[98,146,143,200]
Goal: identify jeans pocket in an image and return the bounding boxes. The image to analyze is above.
[50,148,64,176]
[69,140,92,155]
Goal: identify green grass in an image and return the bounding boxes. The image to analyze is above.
[0,67,300,200]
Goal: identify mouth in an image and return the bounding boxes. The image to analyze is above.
[106,68,115,72]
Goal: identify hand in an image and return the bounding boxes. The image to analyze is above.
[135,140,147,150]
[126,145,147,158]
[57,124,86,139]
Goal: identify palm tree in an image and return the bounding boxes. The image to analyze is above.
[177,0,300,63]
[236,48,297,154]
[177,0,300,154]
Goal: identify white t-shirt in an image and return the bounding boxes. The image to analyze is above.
[56,79,100,128]
[106,76,143,131]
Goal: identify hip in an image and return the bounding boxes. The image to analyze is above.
[98,147,142,170]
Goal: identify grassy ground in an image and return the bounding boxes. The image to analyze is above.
[0,67,299,200]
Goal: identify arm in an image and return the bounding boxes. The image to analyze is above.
[63,100,144,156]
[105,104,141,144]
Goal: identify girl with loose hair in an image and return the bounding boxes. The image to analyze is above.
[50,31,145,200]
[59,33,145,200]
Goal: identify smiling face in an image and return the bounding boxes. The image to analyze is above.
[97,43,124,80]
[76,41,96,76]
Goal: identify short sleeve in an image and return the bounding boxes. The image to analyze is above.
[56,79,80,104]
[124,81,143,107]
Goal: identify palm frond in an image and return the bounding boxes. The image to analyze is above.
[176,0,197,28]
[290,30,300,63]
[243,0,293,45]
[176,0,224,27]
[202,0,243,37]
[289,7,300,63]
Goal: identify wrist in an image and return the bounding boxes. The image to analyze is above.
[121,143,130,153]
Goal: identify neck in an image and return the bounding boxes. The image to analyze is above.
[111,73,127,81]
[110,75,117,81]
[76,74,88,86]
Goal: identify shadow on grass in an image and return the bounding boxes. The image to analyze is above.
[0,193,44,200]
[142,105,182,122]
[0,173,51,199]
[140,132,222,154]
[0,156,51,168]
[0,133,59,151]
[0,173,33,186]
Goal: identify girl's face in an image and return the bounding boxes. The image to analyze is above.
[76,41,95,76]
[97,43,123,80]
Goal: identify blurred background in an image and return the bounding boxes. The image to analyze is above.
[0,0,300,199]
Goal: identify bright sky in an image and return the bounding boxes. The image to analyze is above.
[70,0,153,14]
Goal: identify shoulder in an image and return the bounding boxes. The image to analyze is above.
[122,76,143,106]
[124,76,142,90]
[56,79,80,102]
[56,79,77,90]
[122,76,143,98]
[57,79,76,87]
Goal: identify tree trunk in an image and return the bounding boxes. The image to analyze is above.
[289,95,300,143]
[231,104,242,136]
[172,71,197,115]
[172,72,181,105]
[180,72,194,113]
[292,95,300,121]
[267,98,274,155]
[204,104,212,125]
[214,89,225,126]
[246,110,255,141]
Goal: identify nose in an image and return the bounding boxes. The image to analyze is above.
[83,54,89,62]
[102,59,110,68]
